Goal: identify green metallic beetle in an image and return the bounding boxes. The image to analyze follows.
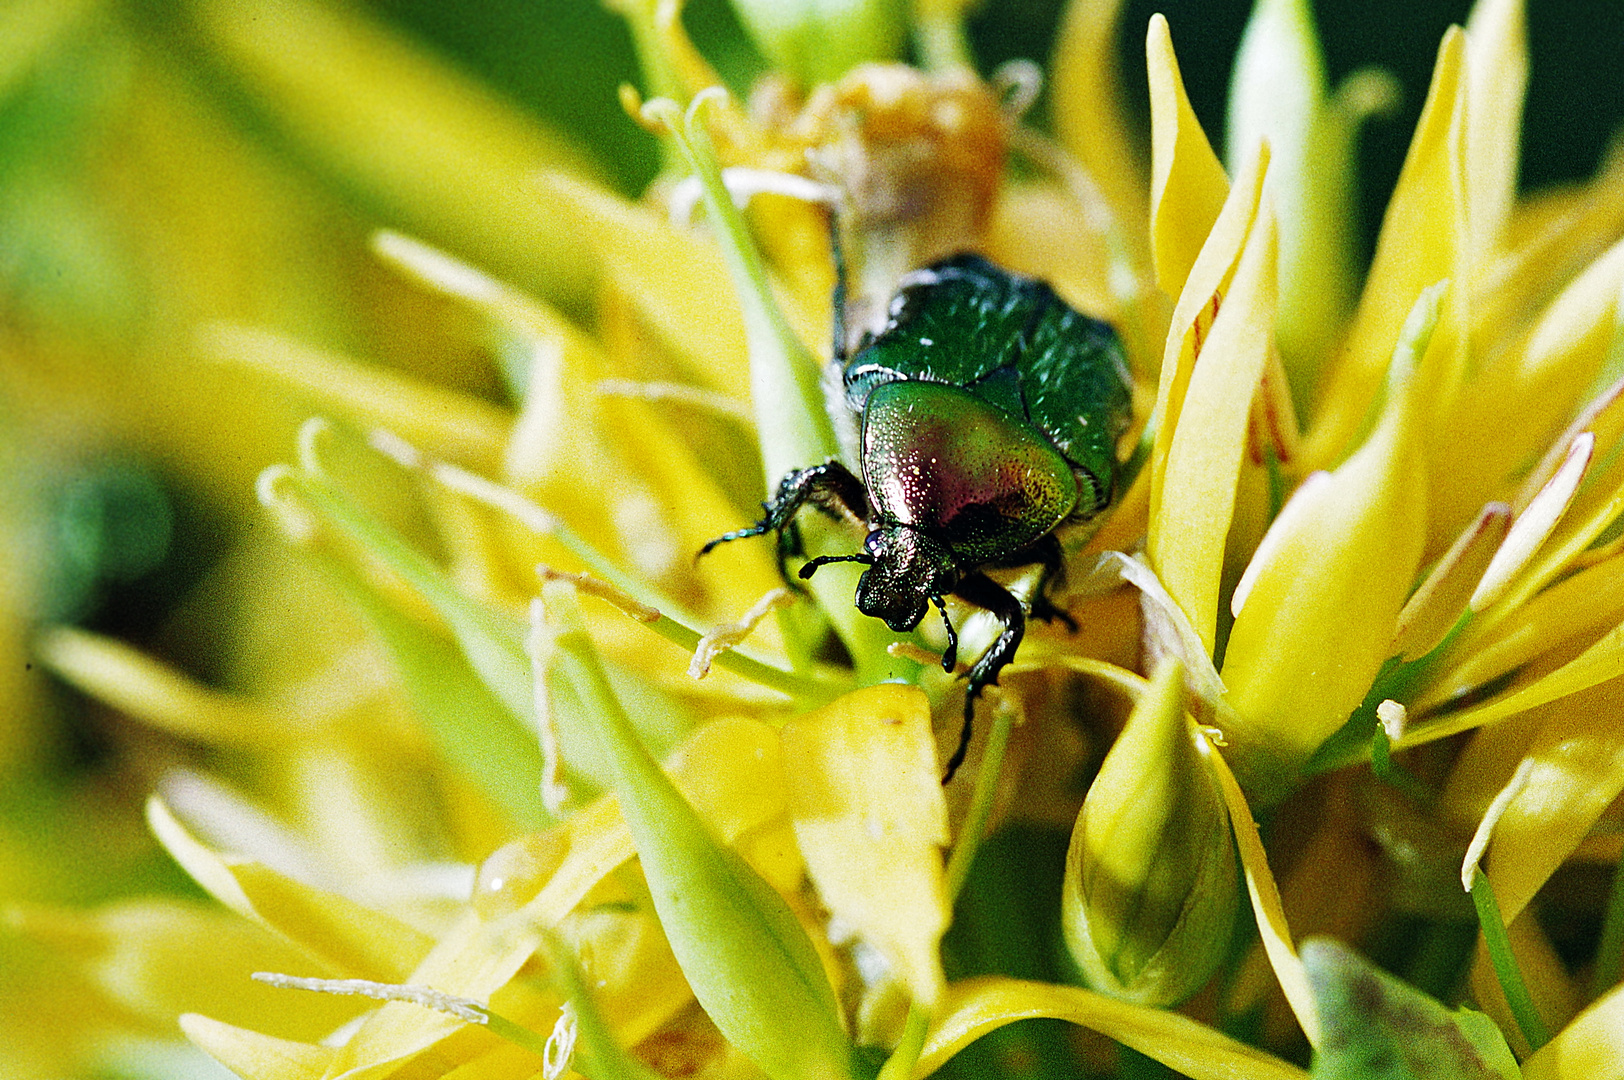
[704,249,1133,781]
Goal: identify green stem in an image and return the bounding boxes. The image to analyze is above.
[874,1007,930,1080]
[1469,867,1550,1050]
[477,1008,558,1059]
[945,694,1016,900]
[1368,725,1430,802]
[913,12,973,73]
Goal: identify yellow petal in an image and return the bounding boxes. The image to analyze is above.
[1390,502,1511,660]
[1221,286,1439,794]
[1480,680,1624,924]
[32,626,311,747]
[372,230,780,615]
[198,323,512,473]
[782,685,949,1010]
[1419,551,1624,712]
[1303,30,1467,470]
[497,715,799,936]
[9,900,364,1040]
[533,170,753,397]
[147,797,435,984]
[1433,236,1624,538]
[1146,14,1230,300]
[321,909,543,1076]
[917,975,1307,1080]
[1522,981,1624,1080]
[1463,0,1527,262]
[1146,141,1269,563]
[1051,0,1148,267]
[1148,168,1277,653]
[1203,738,1319,1048]
[181,1014,336,1080]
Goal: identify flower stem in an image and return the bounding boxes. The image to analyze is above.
[945,692,1016,900]
[1469,866,1550,1050]
[874,1007,930,1080]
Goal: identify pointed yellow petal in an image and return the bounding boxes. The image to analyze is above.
[1221,286,1440,794]
[1149,179,1278,653]
[193,0,598,306]
[9,900,364,1040]
[1303,30,1468,469]
[1147,142,1270,572]
[180,1014,336,1080]
[1391,502,1511,660]
[1463,0,1527,262]
[1203,738,1319,1047]
[534,170,753,398]
[1407,619,1624,745]
[147,797,435,983]
[917,975,1308,1080]
[322,910,542,1076]
[1051,0,1148,265]
[1432,236,1624,538]
[1481,682,1624,924]
[782,685,948,1010]
[32,626,307,747]
[1228,0,1392,406]
[1469,432,1593,612]
[1146,14,1230,300]
[199,323,512,472]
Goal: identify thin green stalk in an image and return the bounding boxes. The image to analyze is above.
[477,1009,558,1059]
[1368,726,1430,802]
[873,1007,930,1080]
[945,694,1017,900]
[1469,867,1550,1050]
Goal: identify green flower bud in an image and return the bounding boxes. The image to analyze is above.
[1062,659,1240,1005]
[1228,0,1397,413]
[730,0,906,86]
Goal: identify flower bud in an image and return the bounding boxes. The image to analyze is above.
[1062,659,1240,1005]
[730,0,905,86]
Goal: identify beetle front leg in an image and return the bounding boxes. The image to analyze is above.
[699,461,869,559]
[1024,534,1078,632]
[942,572,1026,783]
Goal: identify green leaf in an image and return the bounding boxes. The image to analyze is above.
[318,552,549,830]
[1304,937,1520,1080]
[538,581,854,1080]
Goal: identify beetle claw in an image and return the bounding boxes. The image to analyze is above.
[930,594,958,671]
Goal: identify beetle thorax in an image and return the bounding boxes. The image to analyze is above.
[855,524,958,632]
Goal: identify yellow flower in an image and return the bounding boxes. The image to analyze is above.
[7,0,1624,1078]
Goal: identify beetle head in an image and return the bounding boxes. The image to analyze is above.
[853,525,958,632]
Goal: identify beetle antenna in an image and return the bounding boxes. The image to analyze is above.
[930,595,958,672]
[798,552,872,580]
[828,208,850,363]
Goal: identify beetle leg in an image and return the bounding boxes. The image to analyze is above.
[699,461,869,559]
[942,572,1025,783]
[929,594,958,672]
[1024,534,1079,632]
[829,208,851,365]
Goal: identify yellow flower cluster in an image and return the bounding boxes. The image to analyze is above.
[5,0,1624,1077]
